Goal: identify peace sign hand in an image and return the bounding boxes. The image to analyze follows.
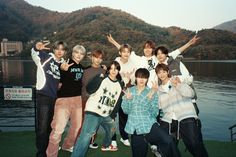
[35,41,50,51]
[106,33,114,43]
[61,59,74,71]
[188,35,200,46]
[123,88,132,100]
[147,81,158,100]
[151,81,158,92]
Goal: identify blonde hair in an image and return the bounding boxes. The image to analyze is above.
[72,45,86,55]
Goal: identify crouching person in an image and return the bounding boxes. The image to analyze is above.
[71,61,122,157]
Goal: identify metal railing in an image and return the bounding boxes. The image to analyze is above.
[229,124,236,142]
[0,85,36,131]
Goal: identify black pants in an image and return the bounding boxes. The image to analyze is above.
[112,101,129,141]
[35,94,56,157]
[131,123,181,157]
[160,118,208,157]
[118,106,129,139]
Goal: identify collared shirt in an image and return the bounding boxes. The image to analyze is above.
[121,86,158,135]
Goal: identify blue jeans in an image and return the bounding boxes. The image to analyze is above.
[71,113,116,157]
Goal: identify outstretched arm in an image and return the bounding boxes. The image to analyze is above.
[178,35,200,53]
[106,34,121,50]
[169,35,200,59]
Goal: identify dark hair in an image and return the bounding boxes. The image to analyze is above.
[106,61,121,80]
[119,44,132,53]
[135,68,150,79]
[91,50,104,58]
[52,41,68,51]
[143,40,155,49]
[107,60,121,72]
[154,46,169,56]
[134,68,149,85]
[155,64,170,76]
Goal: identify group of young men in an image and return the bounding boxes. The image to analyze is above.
[32,33,208,157]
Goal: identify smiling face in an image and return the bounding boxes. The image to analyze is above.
[119,48,131,63]
[143,44,153,58]
[54,44,66,60]
[156,50,168,63]
[91,55,103,68]
[157,69,169,83]
[72,50,85,64]
[108,64,119,80]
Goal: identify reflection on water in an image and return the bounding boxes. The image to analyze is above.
[185,61,236,80]
[184,61,236,141]
[0,59,36,85]
[0,59,236,141]
[193,77,236,141]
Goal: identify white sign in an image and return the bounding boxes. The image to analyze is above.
[4,88,32,100]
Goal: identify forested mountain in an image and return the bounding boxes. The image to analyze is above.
[0,0,236,59]
[214,19,236,33]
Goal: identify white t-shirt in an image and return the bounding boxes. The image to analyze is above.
[115,57,136,86]
[129,49,181,88]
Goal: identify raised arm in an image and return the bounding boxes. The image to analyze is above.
[168,35,200,59]
[35,41,50,51]
[106,34,121,50]
[31,41,50,64]
[178,35,200,53]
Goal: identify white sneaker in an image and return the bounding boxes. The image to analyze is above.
[153,151,162,157]
[101,145,118,151]
[89,143,98,149]
[151,145,162,157]
[151,145,157,152]
[120,138,130,146]
[111,140,117,147]
[62,146,73,153]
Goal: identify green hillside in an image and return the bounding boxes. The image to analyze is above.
[1,0,236,59]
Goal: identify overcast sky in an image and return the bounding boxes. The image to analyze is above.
[25,0,236,31]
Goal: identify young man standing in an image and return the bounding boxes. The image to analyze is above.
[81,50,106,149]
[155,64,208,157]
[31,41,67,157]
[46,45,86,157]
[111,44,136,148]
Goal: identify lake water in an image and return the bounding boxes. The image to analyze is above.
[0,59,236,141]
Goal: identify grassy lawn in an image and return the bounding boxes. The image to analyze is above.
[0,131,235,157]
